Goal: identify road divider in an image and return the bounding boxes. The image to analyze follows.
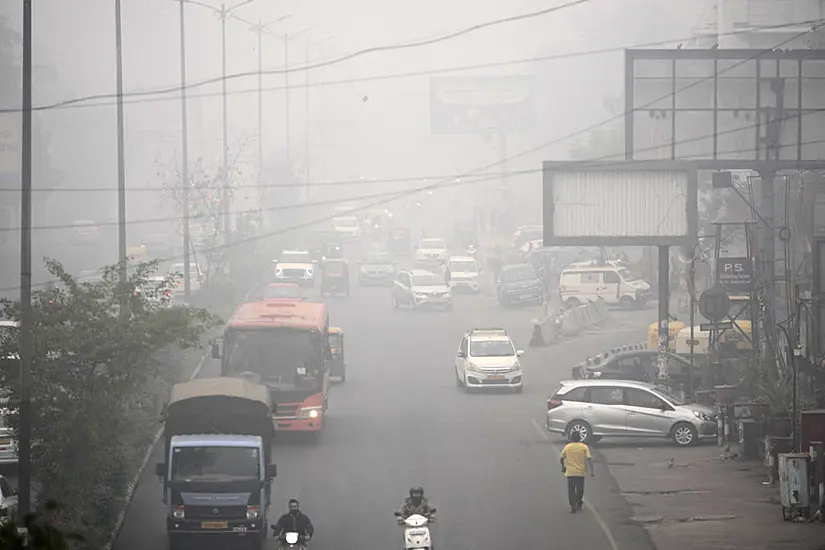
[531,297,610,346]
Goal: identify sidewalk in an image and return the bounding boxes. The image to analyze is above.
[598,441,825,550]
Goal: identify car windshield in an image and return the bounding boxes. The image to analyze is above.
[280,253,310,264]
[411,274,443,286]
[502,266,537,282]
[364,254,392,265]
[449,260,476,272]
[420,239,445,249]
[617,268,640,282]
[335,217,359,228]
[470,340,515,357]
[652,387,686,406]
[171,446,260,482]
[265,285,301,299]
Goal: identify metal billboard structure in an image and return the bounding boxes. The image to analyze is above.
[429,75,536,135]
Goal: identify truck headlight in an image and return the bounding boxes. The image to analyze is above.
[246,505,260,519]
[172,506,185,519]
[298,406,322,419]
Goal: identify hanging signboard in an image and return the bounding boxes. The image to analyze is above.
[716,257,754,293]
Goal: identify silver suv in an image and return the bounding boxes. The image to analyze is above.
[545,379,717,447]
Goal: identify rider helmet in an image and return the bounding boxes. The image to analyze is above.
[409,486,424,498]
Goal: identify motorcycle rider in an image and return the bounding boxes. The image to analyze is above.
[273,499,314,546]
[397,486,435,522]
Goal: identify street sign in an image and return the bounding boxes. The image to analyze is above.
[698,287,730,322]
[717,257,754,293]
[700,321,733,332]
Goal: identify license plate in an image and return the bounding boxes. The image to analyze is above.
[0,438,10,446]
[201,521,228,529]
[488,374,505,380]
[232,526,248,532]
[518,294,531,300]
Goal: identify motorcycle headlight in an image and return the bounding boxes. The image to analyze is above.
[298,406,323,419]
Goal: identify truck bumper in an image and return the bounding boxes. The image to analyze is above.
[167,518,265,536]
[273,415,324,432]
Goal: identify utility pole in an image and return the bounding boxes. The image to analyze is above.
[19,0,33,520]
[220,3,230,235]
[115,0,127,283]
[178,0,191,301]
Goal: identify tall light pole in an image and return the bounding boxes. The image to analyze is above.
[19,0,33,521]
[282,28,309,164]
[115,0,127,283]
[177,0,191,301]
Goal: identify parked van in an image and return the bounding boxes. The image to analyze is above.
[559,266,651,309]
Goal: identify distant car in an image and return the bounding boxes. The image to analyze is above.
[496,263,543,307]
[263,283,304,302]
[332,216,361,240]
[455,328,523,392]
[70,220,101,245]
[415,238,448,264]
[274,250,315,287]
[359,252,396,285]
[134,276,173,308]
[168,263,204,294]
[572,350,694,389]
[392,269,452,311]
[447,255,480,293]
[545,379,717,447]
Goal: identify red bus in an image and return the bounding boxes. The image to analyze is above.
[218,300,331,435]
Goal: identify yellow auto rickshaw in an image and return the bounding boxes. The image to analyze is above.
[328,327,346,382]
[647,321,685,351]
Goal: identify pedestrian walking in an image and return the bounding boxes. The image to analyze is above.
[559,430,594,513]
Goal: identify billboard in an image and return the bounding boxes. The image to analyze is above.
[542,161,698,246]
[430,75,535,135]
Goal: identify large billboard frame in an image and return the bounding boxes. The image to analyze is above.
[542,160,698,246]
[624,48,825,169]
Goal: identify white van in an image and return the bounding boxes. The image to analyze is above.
[558,266,651,309]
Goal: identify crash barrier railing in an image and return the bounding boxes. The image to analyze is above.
[530,297,610,347]
[569,341,647,379]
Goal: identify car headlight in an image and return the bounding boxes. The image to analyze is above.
[467,363,481,372]
[246,505,260,519]
[509,362,522,372]
[298,406,323,419]
[693,410,714,422]
[172,506,185,519]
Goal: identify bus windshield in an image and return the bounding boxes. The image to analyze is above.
[225,328,322,384]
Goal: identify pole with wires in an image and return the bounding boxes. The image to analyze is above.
[179,0,191,301]
[19,0,33,523]
[220,3,231,235]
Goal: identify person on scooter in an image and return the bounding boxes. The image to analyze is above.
[273,499,314,545]
[397,486,435,522]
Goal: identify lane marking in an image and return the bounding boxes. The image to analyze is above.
[531,419,620,550]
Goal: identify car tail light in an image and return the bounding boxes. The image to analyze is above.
[547,399,563,411]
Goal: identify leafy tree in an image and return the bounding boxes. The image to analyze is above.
[0,500,82,549]
[0,259,219,548]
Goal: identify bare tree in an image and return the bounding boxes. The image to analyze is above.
[155,137,253,286]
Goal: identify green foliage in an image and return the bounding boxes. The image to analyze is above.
[0,260,219,548]
[0,500,83,549]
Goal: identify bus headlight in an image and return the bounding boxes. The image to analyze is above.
[298,406,322,419]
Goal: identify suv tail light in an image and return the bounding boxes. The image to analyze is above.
[547,398,563,411]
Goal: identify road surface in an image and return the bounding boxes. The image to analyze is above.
[113,257,660,550]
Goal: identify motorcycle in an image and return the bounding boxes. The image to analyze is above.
[278,531,307,549]
[394,508,436,550]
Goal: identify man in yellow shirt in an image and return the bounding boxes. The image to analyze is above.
[559,430,594,513]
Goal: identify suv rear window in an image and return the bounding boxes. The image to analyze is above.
[551,385,587,402]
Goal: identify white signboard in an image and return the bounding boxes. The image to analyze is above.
[0,112,21,175]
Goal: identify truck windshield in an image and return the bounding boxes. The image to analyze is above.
[226,329,320,382]
[171,446,260,482]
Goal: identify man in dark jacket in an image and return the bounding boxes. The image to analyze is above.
[273,499,314,545]
[397,486,435,520]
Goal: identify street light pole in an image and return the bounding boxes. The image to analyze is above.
[178,0,191,301]
[19,0,33,520]
[115,0,127,282]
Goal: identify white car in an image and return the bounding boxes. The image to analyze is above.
[332,216,361,240]
[135,276,173,308]
[447,256,480,293]
[168,263,204,294]
[274,250,315,287]
[559,265,651,309]
[455,328,524,392]
[415,238,448,264]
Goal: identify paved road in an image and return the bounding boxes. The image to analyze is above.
[113,256,660,550]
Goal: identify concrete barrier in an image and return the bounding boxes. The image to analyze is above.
[560,310,580,337]
[529,301,560,347]
[595,297,609,322]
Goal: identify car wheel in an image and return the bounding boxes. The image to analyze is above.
[619,296,635,310]
[672,422,698,446]
[567,420,593,443]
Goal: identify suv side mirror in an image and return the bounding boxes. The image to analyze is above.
[266,463,277,479]
[516,349,524,357]
[155,462,166,478]
[457,350,466,358]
